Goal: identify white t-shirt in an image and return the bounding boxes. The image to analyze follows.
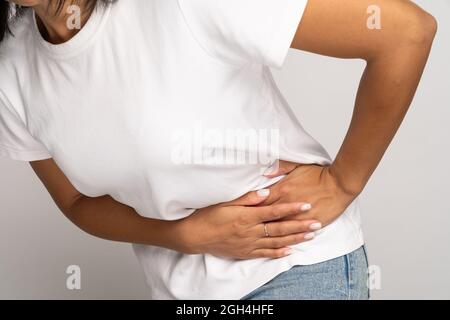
[0,0,364,299]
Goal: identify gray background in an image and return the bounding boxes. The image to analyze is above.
[1,0,448,299]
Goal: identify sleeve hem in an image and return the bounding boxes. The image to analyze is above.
[0,144,52,162]
[266,0,309,69]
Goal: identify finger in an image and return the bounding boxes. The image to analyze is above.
[259,186,311,209]
[257,232,315,249]
[257,184,282,207]
[263,220,322,237]
[224,189,271,207]
[263,160,299,178]
[250,248,292,259]
[252,202,311,224]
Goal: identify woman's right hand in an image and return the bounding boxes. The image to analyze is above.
[174,189,322,260]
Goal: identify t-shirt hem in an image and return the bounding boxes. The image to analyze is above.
[229,235,365,300]
[225,237,364,300]
[145,229,365,300]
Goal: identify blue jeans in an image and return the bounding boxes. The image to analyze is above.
[241,246,370,300]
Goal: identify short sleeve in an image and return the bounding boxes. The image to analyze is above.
[0,92,52,162]
[177,0,308,69]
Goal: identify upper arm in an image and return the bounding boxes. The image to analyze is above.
[291,0,437,60]
[30,158,84,214]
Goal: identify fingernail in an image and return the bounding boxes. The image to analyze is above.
[263,166,277,176]
[257,189,270,197]
[309,223,322,231]
[300,203,312,211]
[284,248,293,255]
[304,232,315,240]
[263,162,279,176]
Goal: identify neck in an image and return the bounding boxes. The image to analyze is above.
[33,0,93,44]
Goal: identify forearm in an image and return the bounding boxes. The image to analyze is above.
[66,195,186,252]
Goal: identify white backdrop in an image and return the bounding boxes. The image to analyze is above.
[1,0,449,299]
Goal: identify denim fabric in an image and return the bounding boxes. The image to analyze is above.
[241,246,370,300]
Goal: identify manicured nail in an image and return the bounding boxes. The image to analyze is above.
[284,248,293,255]
[257,189,270,197]
[309,222,322,231]
[263,162,280,176]
[300,203,312,211]
[304,232,315,240]
[263,166,277,176]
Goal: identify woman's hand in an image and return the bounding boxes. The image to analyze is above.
[174,190,322,259]
[261,161,357,227]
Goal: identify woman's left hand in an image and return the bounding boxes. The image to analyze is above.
[260,161,357,227]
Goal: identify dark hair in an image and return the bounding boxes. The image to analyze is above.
[0,0,112,43]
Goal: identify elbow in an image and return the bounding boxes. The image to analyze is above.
[402,10,437,49]
[424,13,438,41]
[363,6,437,64]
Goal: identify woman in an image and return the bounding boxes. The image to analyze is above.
[0,0,436,300]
